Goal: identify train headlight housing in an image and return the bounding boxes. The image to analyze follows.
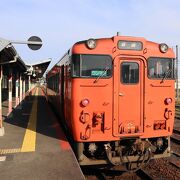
[86,39,96,49]
[81,99,90,107]
[159,43,168,53]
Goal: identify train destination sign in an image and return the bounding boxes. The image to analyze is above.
[91,70,107,76]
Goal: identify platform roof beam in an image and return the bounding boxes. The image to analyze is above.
[0,38,11,52]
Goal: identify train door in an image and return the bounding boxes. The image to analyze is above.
[113,57,144,137]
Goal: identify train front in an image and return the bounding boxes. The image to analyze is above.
[70,36,175,169]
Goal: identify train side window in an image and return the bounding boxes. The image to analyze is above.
[72,55,80,77]
[121,62,139,84]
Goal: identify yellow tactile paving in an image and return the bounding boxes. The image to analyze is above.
[21,88,38,152]
[0,88,41,155]
[0,148,21,155]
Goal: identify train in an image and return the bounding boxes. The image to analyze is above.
[46,35,175,170]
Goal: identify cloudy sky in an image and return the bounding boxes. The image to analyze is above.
[1,0,180,69]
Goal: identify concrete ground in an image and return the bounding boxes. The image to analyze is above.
[0,87,84,180]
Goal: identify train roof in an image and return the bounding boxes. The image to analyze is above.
[47,35,175,77]
[72,35,174,57]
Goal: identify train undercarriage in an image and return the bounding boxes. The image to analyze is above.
[75,137,171,171]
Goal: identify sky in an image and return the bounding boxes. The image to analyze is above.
[1,0,180,70]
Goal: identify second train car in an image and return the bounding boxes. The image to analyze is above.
[46,35,175,170]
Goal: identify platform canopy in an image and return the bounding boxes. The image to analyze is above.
[26,59,51,79]
[0,37,27,75]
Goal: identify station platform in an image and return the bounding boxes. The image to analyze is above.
[0,87,84,180]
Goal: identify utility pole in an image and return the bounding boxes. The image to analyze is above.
[176,45,179,99]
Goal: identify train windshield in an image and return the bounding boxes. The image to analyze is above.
[148,57,174,79]
[72,54,112,78]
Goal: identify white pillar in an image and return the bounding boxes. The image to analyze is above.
[0,66,4,136]
[15,74,19,106]
[23,78,25,99]
[19,75,22,103]
[8,69,12,116]
[0,66,3,127]
[28,75,31,91]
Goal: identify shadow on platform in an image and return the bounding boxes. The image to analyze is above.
[1,88,68,145]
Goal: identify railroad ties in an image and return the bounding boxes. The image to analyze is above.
[169,152,180,169]
[174,103,180,145]
[170,103,180,169]
[82,166,154,180]
[175,103,180,119]
[171,129,180,145]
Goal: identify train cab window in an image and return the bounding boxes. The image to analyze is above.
[121,62,139,84]
[148,57,174,79]
[72,54,112,78]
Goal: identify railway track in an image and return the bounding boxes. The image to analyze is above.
[171,133,180,144]
[169,112,180,174]
[171,118,180,145]
[83,136,180,179]
[169,152,180,169]
[136,169,153,180]
[175,104,180,119]
[83,166,154,180]
[173,129,180,135]
[173,104,180,145]
[143,158,180,180]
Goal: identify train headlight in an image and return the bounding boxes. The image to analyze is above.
[165,98,172,105]
[81,99,90,107]
[86,39,96,49]
[159,43,168,53]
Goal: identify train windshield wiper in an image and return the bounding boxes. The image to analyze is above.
[94,67,109,83]
[160,69,172,83]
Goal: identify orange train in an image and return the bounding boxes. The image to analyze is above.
[46,35,175,169]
